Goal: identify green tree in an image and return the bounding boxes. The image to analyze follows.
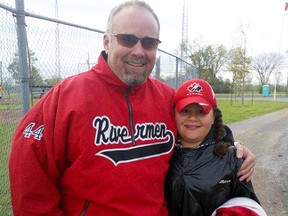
[44,75,62,86]
[7,50,44,86]
[227,46,252,105]
[177,40,228,86]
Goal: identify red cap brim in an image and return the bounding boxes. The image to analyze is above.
[175,96,213,114]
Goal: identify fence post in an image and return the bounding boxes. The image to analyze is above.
[15,0,30,115]
[175,57,179,89]
[155,57,160,80]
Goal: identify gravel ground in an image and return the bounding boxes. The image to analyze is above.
[228,108,288,216]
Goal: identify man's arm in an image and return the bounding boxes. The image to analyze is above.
[235,143,256,181]
[9,87,65,215]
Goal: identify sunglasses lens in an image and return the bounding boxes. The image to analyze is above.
[114,33,160,50]
[141,37,160,50]
[117,34,138,47]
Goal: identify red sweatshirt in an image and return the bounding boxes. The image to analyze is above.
[9,52,177,216]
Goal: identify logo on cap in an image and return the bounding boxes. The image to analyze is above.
[187,82,203,95]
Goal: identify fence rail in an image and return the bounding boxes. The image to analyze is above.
[0,2,197,214]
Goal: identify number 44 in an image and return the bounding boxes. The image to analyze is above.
[23,123,44,140]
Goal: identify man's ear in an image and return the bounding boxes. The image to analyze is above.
[103,33,109,53]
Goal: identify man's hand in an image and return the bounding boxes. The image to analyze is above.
[235,142,256,182]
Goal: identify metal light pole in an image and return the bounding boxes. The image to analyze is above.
[286,50,288,97]
[15,0,30,115]
[286,71,288,97]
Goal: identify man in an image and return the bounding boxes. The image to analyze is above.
[9,1,255,215]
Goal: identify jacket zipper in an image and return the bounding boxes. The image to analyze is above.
[79,200,90,216]
[125,87,136,146]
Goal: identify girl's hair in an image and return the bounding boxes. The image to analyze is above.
[106,0,160,32]
[213,107,233,157]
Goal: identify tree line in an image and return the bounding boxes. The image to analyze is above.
[166,27,287,103]
[5,36,287,103]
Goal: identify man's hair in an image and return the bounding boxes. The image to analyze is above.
[106,0,160,32]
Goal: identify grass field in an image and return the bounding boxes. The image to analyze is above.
[0,121,16,215]
[218,100,288,123]
[1,99,288,215]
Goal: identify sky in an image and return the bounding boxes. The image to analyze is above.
[2,0,288,56]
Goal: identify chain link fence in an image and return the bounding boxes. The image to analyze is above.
[0,2,197,214]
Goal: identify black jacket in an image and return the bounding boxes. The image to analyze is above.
[164,126,259,216]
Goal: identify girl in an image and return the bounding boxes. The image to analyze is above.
[165,79,262,216]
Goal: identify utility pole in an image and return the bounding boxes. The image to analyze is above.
[55,0,61,78]
[180,0,188,80]
[285,49,288,97]
[181,0,188,60]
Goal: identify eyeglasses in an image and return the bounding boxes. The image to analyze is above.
[107,32,161,50]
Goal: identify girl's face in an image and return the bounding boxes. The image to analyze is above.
[175,103,215,148]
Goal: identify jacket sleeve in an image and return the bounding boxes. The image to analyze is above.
[228,146,261,205]
[230,154,261,205]
[232,179,261,205]
[9,84,67,216]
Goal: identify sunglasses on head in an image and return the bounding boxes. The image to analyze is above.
[107,32,161,50]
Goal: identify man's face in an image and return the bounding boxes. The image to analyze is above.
[104,6,160,86]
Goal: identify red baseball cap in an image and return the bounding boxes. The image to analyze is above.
[173,79,217,113]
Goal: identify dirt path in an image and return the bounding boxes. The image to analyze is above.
[228,108,288,216]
